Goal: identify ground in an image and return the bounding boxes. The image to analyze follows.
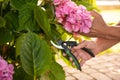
[57,53,120,80]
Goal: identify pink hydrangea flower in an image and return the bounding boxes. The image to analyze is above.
[0,57,14,80]
[54,0,92,33]
[53,0,70,5]
[0,60,7,71]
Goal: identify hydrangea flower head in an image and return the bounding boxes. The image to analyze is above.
[0,57,14,80]
[0,60,7,71]
[54,0,92,33]
[53,0,71,5]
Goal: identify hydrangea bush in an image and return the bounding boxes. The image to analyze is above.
[0,0,96,80]
[54,0,92,33]
[0,57,14,80]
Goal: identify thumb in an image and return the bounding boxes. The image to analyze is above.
[90,10,101,18]
[73,41,87,49]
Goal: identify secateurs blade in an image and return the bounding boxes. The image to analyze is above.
[50,40,95,71]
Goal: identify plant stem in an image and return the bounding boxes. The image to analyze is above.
[0,2,2,16]
[0,3,3,17]
[34,76,37,80]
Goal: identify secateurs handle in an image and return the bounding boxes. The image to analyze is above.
[62,41,95,57]
[61,42,81,71]
[61,41,95,71]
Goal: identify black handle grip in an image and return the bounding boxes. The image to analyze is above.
[61,41,95,57]
[81,47,95,57]
[61,41,95,71]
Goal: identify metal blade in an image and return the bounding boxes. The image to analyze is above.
[50,40,64,49]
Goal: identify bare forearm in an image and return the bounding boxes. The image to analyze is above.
[82,25,120,40]
[102,26,120,40]
[94,38,119,55]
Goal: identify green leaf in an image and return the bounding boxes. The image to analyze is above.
[34,6,52,39]
[40,73,52,80]
[16,32,52,77]
[0,0,3,2]
[24,74,34,80]
[14,66,34,80]
[40,61,65,80]
[0,16,6,28]
[1,0,10,10]
[4,12,19,31]
[18,4,38,32]
[0,28,13,44]
[50,62,65,80]
[61,33,69,41]
[13,66,26,80]
[44,2,55,21]
[11,0,26,10]
[25,0,38,4]
[11,0,38,10]
[51,24,61,40]
[40,71,55,80]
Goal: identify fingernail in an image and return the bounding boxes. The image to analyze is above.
[73,62,75,66]
[69,57,73,61]
[63,53,67,56]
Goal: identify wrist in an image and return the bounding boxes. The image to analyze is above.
[92,48,100,56]
[94,25,108,39]
[101,25,112,39]
[92,39,104,55]
[104,26,119,40]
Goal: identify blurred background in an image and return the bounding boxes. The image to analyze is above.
[97,0,120,23]
[96,0,120,54]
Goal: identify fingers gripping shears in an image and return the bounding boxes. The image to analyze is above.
[50,40,95,71]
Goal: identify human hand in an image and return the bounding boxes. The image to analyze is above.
[116,21,120,26]
[80,11,108,38]
[71,40,97,66]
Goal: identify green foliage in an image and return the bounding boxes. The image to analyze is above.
[19,4,38,32]
[49,62,65,80]
[40,61,65,80]
[34,6,52,39]
[11,0,38,10]
[16,32,52,77]
[0,0,97,80]
[0,16,6,28]
[4,12,19,31]
[14,66,34,80]
[0,0,3,2]
[0,28,13,43]
[43,2,55,21]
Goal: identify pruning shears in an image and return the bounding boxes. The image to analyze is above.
[50,40,95,71]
